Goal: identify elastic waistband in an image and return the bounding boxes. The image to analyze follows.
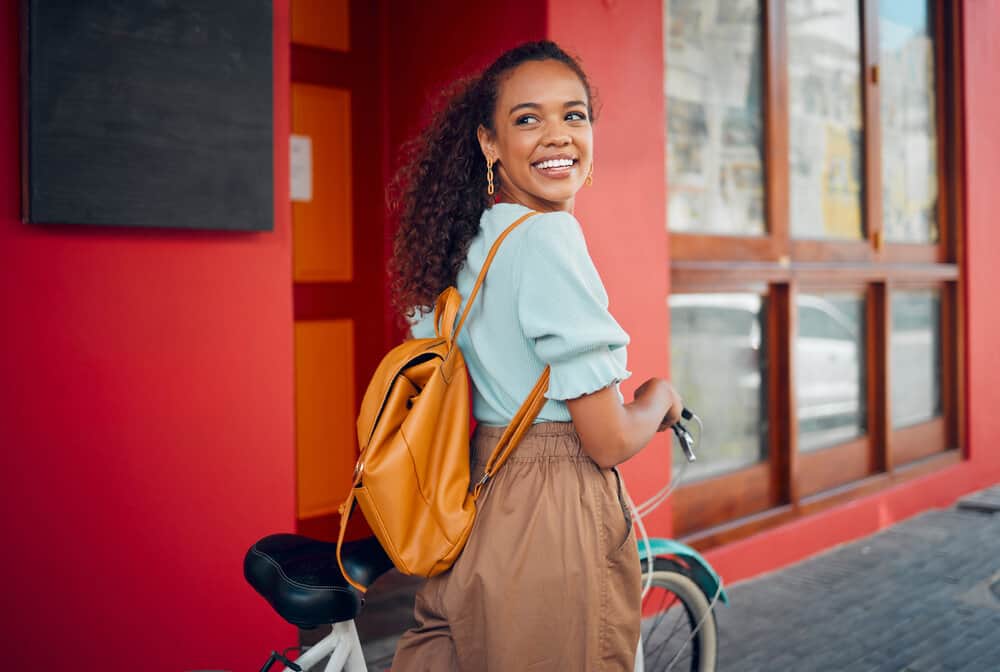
[471,422,586,462]
[474,421,578,438]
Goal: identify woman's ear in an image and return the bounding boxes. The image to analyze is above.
[477,125,497,164]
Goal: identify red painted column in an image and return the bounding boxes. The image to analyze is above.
[0,3,296,669]
[961,0,1000,470]
[546,0,675,536]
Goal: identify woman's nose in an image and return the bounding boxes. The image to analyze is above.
[542,133,571,146]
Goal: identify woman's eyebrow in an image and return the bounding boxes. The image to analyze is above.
[508,100,588,115]
[509,102,541,114]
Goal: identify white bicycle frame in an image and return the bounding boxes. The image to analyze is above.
[279,621,366,672]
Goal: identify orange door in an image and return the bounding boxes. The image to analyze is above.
[289,0,385,541]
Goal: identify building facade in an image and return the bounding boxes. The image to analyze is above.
[1,1,998,670]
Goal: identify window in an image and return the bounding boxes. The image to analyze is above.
[787,0,864,240]
[890,289,942,428]
[665,0,963,546]
[880,0,940,244]
[795,292,866,453]
[669,293,768,481]
[665,0,765,236]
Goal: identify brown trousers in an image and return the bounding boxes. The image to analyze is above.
[392,422,641,671]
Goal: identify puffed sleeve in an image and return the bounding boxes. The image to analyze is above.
[516,212,631,401]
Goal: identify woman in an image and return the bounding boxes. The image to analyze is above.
[389,41,683,671]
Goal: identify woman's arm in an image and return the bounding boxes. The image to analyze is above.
[566,378,683,469]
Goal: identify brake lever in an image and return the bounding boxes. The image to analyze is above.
[670,407,697,462]
[672,422,697,462]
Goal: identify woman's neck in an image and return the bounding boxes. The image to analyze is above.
[495,187,574,214]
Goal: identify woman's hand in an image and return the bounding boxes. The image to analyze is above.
[567,377,685,469]
[634,377,684,432]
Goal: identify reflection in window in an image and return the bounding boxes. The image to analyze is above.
[881,0,939,243]
[669,293,767,480]
[787,0,864,240]
[891,290,942,427]
[665,0,765,236]
[795,293,867,451]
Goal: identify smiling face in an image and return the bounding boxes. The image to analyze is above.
[477,59,593,213]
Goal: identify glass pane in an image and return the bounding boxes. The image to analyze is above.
[795,292,867,451]
[669,293,767,480]
[787,0,864,240]
[880,0,939,244]
[891,290,942,427]
[665,0,766,236]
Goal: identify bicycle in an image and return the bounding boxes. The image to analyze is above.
[244,408,727,672]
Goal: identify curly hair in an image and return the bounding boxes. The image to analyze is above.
[388,40,596,322]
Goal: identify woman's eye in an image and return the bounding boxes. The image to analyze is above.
[515,114,539,125]
[566,111,588,122]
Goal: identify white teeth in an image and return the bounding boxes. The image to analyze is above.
[535,158,575,169]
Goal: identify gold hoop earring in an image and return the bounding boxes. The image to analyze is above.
[586,164,594,187]
[486,158,495,196]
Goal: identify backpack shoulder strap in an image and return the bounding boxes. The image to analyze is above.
[449,209,552,495]
[452,210,538,340]
[473,365,550,498]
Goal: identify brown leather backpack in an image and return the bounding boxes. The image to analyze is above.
[336,211,550,592]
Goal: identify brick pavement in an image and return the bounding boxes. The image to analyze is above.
[351,485,1000,671]
[713,485,1000,671]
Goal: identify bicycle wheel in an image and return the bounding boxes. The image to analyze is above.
[637,558,718,672]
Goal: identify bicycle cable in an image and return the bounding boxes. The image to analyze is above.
[626,410,702,600]
[629,459,689,599]
[633,410,702,519]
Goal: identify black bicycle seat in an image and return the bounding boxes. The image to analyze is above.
[244,533,394,628]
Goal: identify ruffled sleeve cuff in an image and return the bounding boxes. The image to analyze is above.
[545,345,632,401]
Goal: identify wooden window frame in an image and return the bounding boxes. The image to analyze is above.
[886,281,958,467]
[667,0,966,550]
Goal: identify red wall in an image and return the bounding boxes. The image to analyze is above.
[961,0,1000,469]
[0,3,296,670]
[547,0,674,533]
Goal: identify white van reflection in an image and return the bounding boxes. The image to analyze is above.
[794,294,866,451]
[670,292,938,475]
[669,293,768,480]
[669,293,865,470]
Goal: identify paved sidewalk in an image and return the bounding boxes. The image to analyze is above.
[713,485,1000,671]
[352,485,1000,671]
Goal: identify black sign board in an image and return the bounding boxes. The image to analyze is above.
[21,1,274,231]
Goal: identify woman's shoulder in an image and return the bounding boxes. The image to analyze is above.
[483,203,586,253]
[520,211,590,266]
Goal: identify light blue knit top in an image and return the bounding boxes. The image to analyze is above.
[410,202,631,426]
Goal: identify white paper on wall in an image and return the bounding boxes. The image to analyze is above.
[290,134,313,203]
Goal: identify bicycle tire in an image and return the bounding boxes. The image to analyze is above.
[638,558,718,672]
